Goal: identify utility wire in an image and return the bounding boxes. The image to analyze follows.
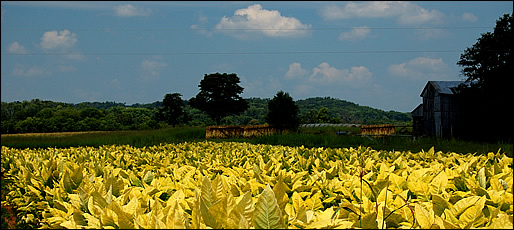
[2,49,507,56]
[0,26,492,32]
[1,50,468,56]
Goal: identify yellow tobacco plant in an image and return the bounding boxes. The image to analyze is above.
[1,142,513,229]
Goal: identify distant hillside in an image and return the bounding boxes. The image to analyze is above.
[1,97,411,133]
[223,97,411,126]
[295,97,411,125]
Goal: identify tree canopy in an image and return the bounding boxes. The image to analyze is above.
[265,91,300,132]
[159,93,188,127]
[188,73,249,125]
[456,13,513,141]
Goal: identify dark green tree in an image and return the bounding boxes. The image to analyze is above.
[266,91,300,133]
[456,13,513,141]
[189,73,249,125]
[160,93,188,127]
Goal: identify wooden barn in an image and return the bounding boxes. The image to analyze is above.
[412,81,469,138]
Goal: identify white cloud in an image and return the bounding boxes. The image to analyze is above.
[320,1,444,25]
[40,30,77,50]
[310,63,372,87]
[338,26,371,41]
[285,62,309,79]
[113,4,151,17]
[461,13,478,22]
[285,62,372,88]
[388,57,452,80]
[7,42,27,54]
[215,4,311,39]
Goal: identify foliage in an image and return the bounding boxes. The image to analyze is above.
[1,143,512,229]
[266,91,300,132]
[456,13,513,141]
[296,97,411,125]
[159,93,188,127]
[1,100,162,134]
[189,73,249,125]
[1,97,412,134]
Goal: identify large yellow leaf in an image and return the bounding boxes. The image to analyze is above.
[237,191,255,224]
[253,184,283,229]
[376,186,394,206]
[199,176,219,228]
[477,167,487,189]
[304,190,324,211]
[451,195,481,217]
[430,171,448,194]
[273,176,289,227]
[414,203,434,229]
[166,199,188,229]
[432,194,452,217]
[388,173,407,192]
[459,196,486,228]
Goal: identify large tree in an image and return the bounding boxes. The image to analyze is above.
[189,73,249,125]
[456,13,513,141]
[159,93,187,127]
[266,91,299,132]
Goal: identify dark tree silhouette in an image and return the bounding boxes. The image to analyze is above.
[456,13,513,141]
[189,73,249,125]
[160,93,187,127]
[266,91,300,133]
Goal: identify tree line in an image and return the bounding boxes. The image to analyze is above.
[1,91,411,135]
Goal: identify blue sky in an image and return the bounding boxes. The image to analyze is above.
[1,1,512,112]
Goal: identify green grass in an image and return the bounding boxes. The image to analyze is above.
[1,126,512,157]
[0,126,206,149]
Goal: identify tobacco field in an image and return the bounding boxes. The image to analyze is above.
[1,141,513,229]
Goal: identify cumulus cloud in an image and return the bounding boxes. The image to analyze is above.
[285,62,309,79]
[320,1,444,25]
[388,57,452,80]
[7,42,27,54]
[113,4,151,17]
[215,4,312,39]
[338,26,371,41]
[40,30,77,50]
[310,63,372,87]
[285,62,372,87]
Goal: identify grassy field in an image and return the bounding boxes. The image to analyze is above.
[1,126,512,157]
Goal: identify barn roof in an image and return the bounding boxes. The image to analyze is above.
[421,81,468,97]
[411,103,423,116]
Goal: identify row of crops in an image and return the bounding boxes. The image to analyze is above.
[1,142,513,228]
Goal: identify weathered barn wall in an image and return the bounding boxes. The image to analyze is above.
[419,81,467,138]
[205,125,276,138]
[360,124,396,136]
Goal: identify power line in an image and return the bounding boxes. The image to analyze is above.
[1,50,470,56]
[6,50,507,56]
[4,49,507,56]
[0,26,492,32]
